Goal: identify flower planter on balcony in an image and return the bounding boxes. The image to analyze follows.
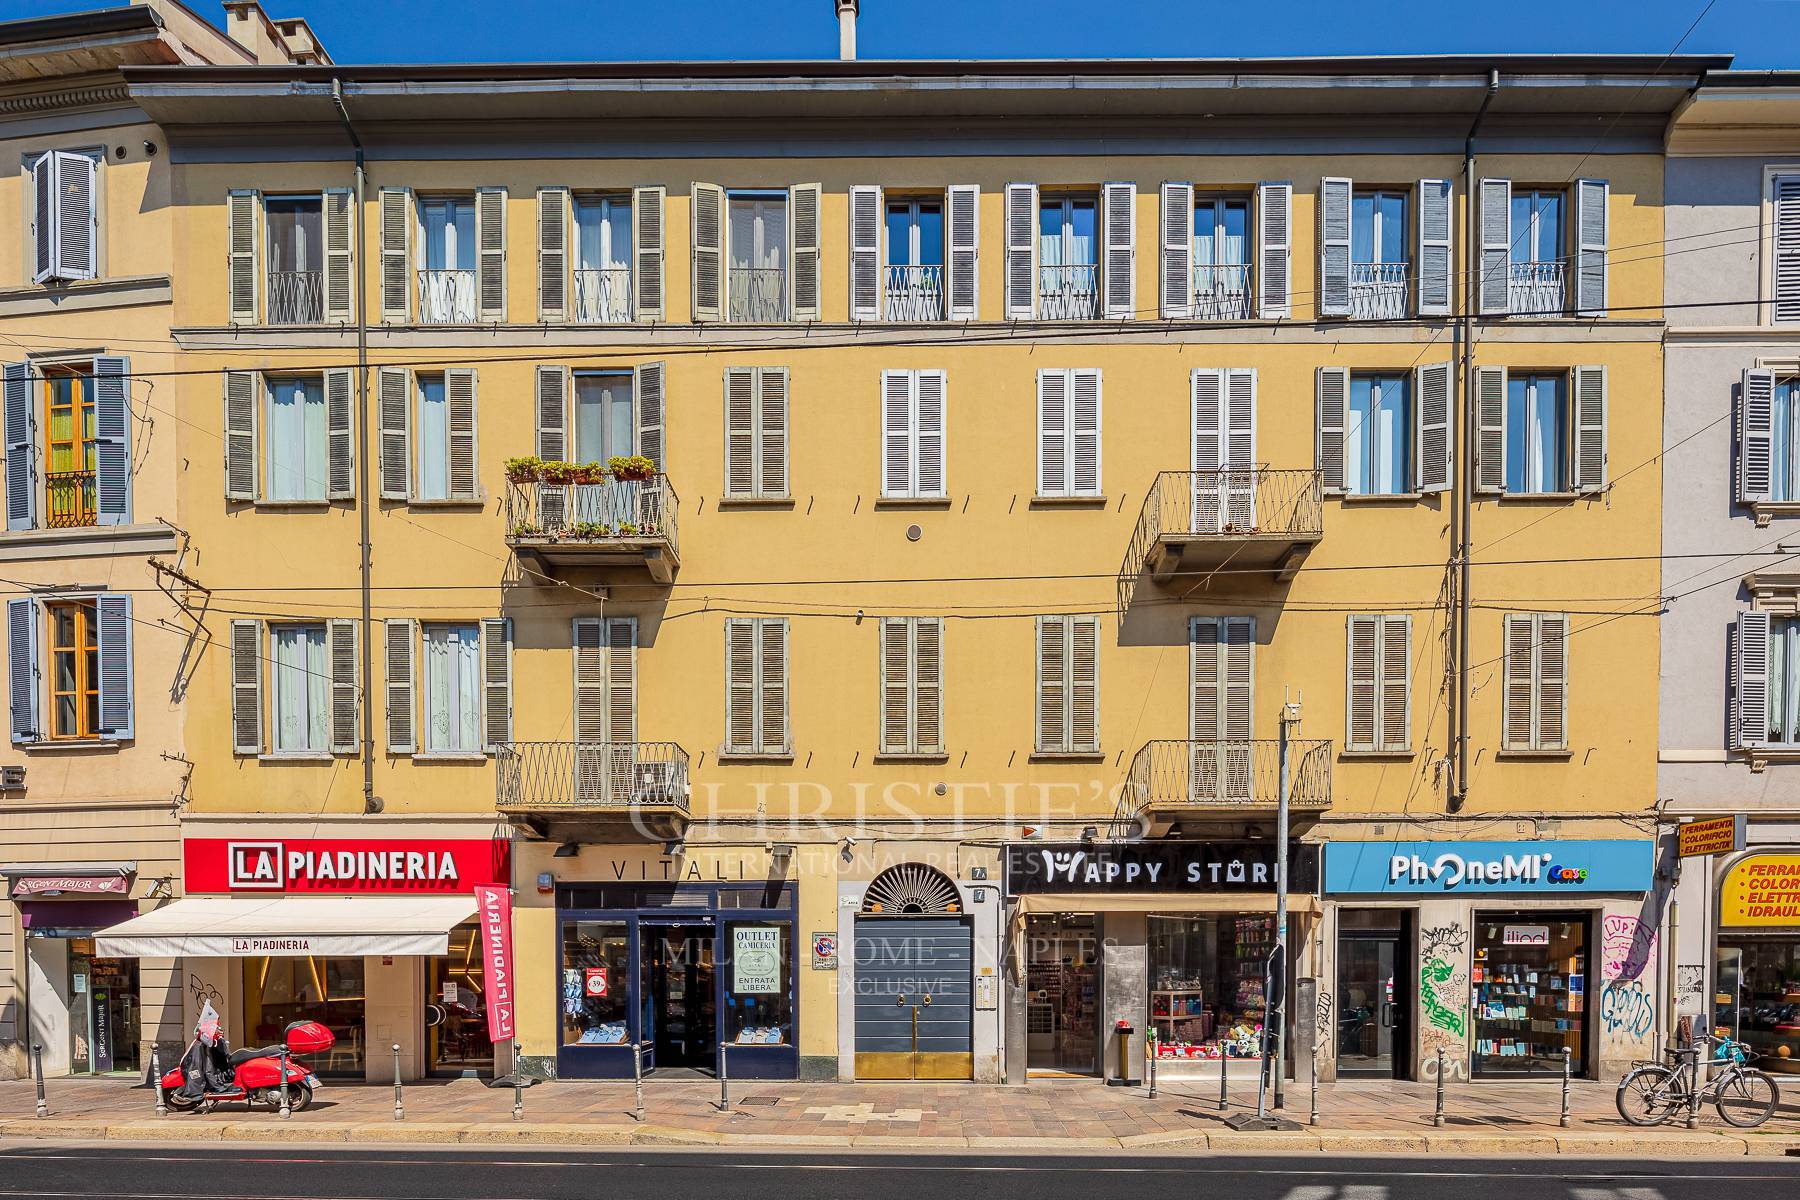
[503,473,680,582]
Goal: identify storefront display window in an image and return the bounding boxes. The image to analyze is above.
[1149,914,1272,1061]
[561,921,629,1045]
[724,921,793,1045]
[1471,913,1587,1077]
[1715,939,1800,1074]
[242,955,366,1077]
[66,938,139,1075]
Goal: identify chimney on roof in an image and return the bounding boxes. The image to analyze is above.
[836,0,858,62]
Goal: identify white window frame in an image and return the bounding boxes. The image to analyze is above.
[881,369,947,500]
[1345,372,1412,496]
[262,374,328,503]
[22,146,103,285]
[1510,188,1566,268]
[878,615,943,756]
[723,616,790,757]
[886,197,942,268]
[268,621,329,755]
[416,194,476,271]
[1508,371,1569,495]
[573,193,633,272]
[420,620,483,755]
[1352,189,1409,265]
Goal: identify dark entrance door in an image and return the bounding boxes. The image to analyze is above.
[641,924,716,1069]
[853,916,974,1079]
[1337,909,1410,1079]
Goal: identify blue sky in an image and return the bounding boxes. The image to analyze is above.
[11,0,1800,68]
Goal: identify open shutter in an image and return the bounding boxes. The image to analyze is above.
[327,617,359,754]
[1735,611,1773,749]
[691,183,724,322]
[789,183,822,322]
[2,362,37,530]
[1101,181,1136,319]
[760,619,788,754]
[384,618,416,755]
[379,187,410,322]
[725,368,756,497]
[228,188,259,323]
[377,367,411,500]
[1005,182,1037,320]
[1256,181,1292,319]
[324,367,354,500]
[635,361,665,473]
[323,187,354,322]
[1379,614,1411,751]
[1775,176,1800,323]
[1479,178,1512,314]
[1474,365,1508,494]
[53,152,96,282]
[947,184,980,320]
[633,186,665,321]
[536,186,569,322]
[1345,614,1378,751]
[7,598,38,744]
[535,364,568,461]
[1070,615,1098,754]
[725,618,757,752]
[475,186,507,321]
[91,355,130,525]
[1037,370,1068,496]
[30,155,56,285]
[1190,617,1221,743]
[223,370,257,502]
[1318,176,1352,317]
[572,617,606,741]
[1035,616,1067,753]
[1316,367,1348,495]
[1574,178,1608,317]
[757,367,789,498]
[1573,365,1608,493]
[480,617,512,751]
[1417,179,1452,316]
[849,184,882,321]
[447,367,479,499]
[916,370,945,498]
[1071,369,1101,496]
[881,371,913,497]
[913,618,942,754]
[1415,361,1453,495]
[1740,368,1777,504]
[880,617,910,753]
[1501,613,1535,750]
[1160,182,1194,320]
[1536,613,1567,751]
[230,618,262,755]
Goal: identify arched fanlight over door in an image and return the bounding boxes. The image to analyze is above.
[861,863,961,915]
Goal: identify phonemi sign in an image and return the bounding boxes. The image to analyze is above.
[185,838,510,895]
[1323,840,1654,895]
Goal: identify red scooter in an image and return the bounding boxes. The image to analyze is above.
[161,1019,334,1114]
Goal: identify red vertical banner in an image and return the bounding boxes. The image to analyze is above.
[474,885,515,1043]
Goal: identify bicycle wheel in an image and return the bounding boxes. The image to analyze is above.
[1617,1064,1681,1126]
[1715,1068,1779,1128]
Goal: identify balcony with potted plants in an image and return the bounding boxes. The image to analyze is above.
[503,455,680,582]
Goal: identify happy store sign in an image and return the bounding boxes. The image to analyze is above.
[1322,840,1654,896]
[1005,841,1319,896]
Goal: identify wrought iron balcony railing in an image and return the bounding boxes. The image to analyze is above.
[574,266,632,323]
[1038,264,1101,320]
[1127,738,1333,811]
[504,474,678,558]
[496,740,690,813]
[883,264,945,321]
[417,268,477,324]
[728,267,788,322]
[45,470,96,529]
[1192,263,1253,320]
[1507,260,1567,316]
[1349,262,1410,320]
[266,270,323,324]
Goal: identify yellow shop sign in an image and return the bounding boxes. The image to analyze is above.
[1720,855,1800,928]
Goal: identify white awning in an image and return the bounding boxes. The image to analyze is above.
[94,894,478,958]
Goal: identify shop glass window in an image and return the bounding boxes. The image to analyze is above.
[561,921,630,1045]
[1714,941,1800,1065]
[43,366,97,527]
[45,598,98,740]
[423,622,481,753]
[242,955,366,1077]
[723,920,793,1046]
[1148,914,1275,1062]
[429,922,493,1076]
[270,622,328,753]
[264,375,327,502]
[1471,915,1587,1077]
[1505,372,1567,494]
[1346,373,1411,495]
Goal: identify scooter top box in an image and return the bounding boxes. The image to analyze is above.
[284,1020,335,1053]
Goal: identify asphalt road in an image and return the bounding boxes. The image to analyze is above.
[1,1144,1797,1200]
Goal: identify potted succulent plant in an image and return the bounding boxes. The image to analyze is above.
[508,520,541,538]
[608,454,656,482]
[539,460,577,486]
[503,456,543,484]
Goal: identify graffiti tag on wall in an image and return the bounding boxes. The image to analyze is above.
[1600,979,1654,1038]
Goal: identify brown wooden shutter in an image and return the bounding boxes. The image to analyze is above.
[1379,614,1411,751]
[327,617,359,754]
[231,619,262,754]
[726,618,757,752]
[378,367,411,500]
[536,187,569,322]
[1346,614,1378,752]
[476,186,507,321]
[480,616,511,751]
[384,618,416,754]
[447,368,479,499]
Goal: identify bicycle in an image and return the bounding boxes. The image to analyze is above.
[1615,1035,1781,1128]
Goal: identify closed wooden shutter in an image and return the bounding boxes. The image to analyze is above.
[384,618,416,754]
[1415,361,1453,494]
[1101,181,1136,319]
[535,364,568,462]
[635,361,665,474]
[476,186,507,321]
[1071,369,1102,496]
[1474,365,1508,494]
[1573,365,1607,493]
[880,617,911,754]
[7,597,39,744]
[1479,178,1512,314]
[537,187,569,322]
[1,362,36,530]
[324,367,354,500]
[1316,367,1348,495]
[758,367,788,497]
[1775,176,1800,323]
[1379,614,1411,751]
[947,184,980,320]
[1536,613,1567,751]
[604,617,638,800]
[725,367,756,497]
[91,356,131,525]
[725,618,758,753]
[447,367,479,499]
[1345,615,1378,752]
[760,618,788,754]
[913,618,942,754]
[324,187,354,322]
[1574,178,1608,317]
[1005,183,1037,320]
[378,367,411,500]
[230,618,262,754]
[379,187,410,322]
[1417,179,1452,316]
[94,593,132,741]
[1318,176,1352,317]
[1037,370,1068,496]
[480,616,512,751]
[691,183,724,322]
[327,617,359,754]
[1190,616,1222,743]
[1740,368,1777,504]
[228,189,259,323]
[572,617,607,742]
[1222,617,1253,742]
[1192,369,1224,529]
[1035,616,1067,753]
[1161,182,1194,319]
[915,370,945,498]
[882,371,913,497]
[1502,613,1536,751]
[789,183,822,322]
[879,617,942,755]
[1256,181,1292,319]
[1070,615,1098,754]
[633,186,666,321]
[1224,368,1256,527]
[1735,611,1773,749]
[223,370,257,502]
[849,185,883,321]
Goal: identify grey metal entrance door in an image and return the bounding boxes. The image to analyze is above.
[853,916,973,1080]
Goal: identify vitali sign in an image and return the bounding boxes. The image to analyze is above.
[1323,840,1654,895]
[185,838,511,895]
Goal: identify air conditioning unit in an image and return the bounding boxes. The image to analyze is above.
[634,761,684,803]
[0,765,24,790]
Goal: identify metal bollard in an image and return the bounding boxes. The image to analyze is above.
[32,1043,47,1119]
[1309,1044,1319,1127]
[632,1041,645,1122]
[512,1041,524,1122]
[1686,1042,1701,1130]
[1559,1046,1571,1128]
[393,1043,404,1121]
[277,1046,292,1119]
[1218,1047,1229,1112]
[152,1045,167,1117]
[1432,1047,1446,1128]
[1147,1028,1157,1100]
[717,1042,730,1112]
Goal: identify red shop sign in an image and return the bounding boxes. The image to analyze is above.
[185,838,511,895]
[474,884,516,1043]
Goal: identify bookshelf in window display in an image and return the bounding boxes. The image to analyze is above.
[1473,949,1585,1063]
